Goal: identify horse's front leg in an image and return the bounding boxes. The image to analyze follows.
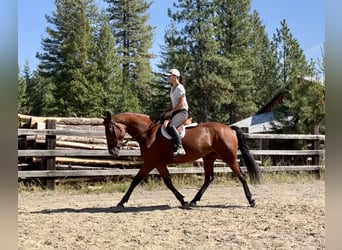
[116,166,151,208]
[157,164,189,209]
[190,154,216,206]
[190,174,214,207]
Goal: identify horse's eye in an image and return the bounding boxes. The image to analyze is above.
[106,124,113,134]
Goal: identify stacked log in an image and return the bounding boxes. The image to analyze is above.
[18,113,103,128]
[18,114,142,169]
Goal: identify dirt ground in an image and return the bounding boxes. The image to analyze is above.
[18,180,325,250]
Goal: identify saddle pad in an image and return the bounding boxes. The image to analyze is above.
[161,123,198,140]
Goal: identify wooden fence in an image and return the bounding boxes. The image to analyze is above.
[18,119,325,189]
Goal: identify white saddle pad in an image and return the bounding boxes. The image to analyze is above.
[161,123,198,140]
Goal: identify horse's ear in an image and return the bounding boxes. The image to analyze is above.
[103,111,112,121]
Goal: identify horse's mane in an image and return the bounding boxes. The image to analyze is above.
[112,112,156,147]
[113,112,153,126]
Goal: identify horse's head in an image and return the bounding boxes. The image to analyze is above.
[103,111,126,157]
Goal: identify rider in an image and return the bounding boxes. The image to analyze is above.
[161,68,189,156]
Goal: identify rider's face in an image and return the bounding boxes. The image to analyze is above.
[168,74,177,85]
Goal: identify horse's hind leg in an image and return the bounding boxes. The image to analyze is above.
[231,160,256,207]
[238,169,256,207]
[217,142,256,207]
[190,153,217,206]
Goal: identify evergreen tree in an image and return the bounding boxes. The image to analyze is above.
[213,0,258,123]
[29,72,56,116]
[272,19,314,86]
[18,65,28,114]
[18,62,54,116]
[273,77,325,135]
[105,0,155,113]
[94,13,140,114]
[249,11,279,107]
[36,0,102,117]
[153,21,183,118]
[166,0,270,123]
[168,0,230,123]
[271,20,322,134]
[158,21,180,72]
[315,44,325,82]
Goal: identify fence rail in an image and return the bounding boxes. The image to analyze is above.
[18,121,325,189]
[18,128,326,140]
[17,148,325,157]
[18,165,323,179]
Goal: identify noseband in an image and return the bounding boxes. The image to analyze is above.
[106,120,124,149]
[106,119,159,149]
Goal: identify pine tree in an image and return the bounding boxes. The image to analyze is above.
[168,0,231,123]
[105,0,155,113]
[29,72,55,116]
[96,14,141,113]
[158,21,180,72]
[213,0,258,123]
[315,44,325,82]
[166,0,270,123]
[272,19,314,86]
[152,21,181,119]
[18,65,28,114]
[249,11,279,107]
[271,19,322,134]
[36,0,102,117]
[272,77,325,135]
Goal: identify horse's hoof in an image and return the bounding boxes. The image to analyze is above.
[189,201,197,207]
[250,200,256,208]
[180,202,192,210]
[112,204,125,212]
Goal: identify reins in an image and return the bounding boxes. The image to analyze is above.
[118,120,162,148]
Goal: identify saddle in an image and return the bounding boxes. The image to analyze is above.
[161,117,198,140]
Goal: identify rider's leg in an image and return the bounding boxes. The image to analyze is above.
[167,111,188,156]
[167,125,186,155]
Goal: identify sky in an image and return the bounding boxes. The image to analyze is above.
[18,0,324,73]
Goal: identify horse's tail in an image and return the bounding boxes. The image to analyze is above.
[230,126,262,184]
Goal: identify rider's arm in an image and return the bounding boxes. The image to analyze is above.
[160,103,172,119]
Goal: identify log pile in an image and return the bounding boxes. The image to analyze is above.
[18,113,103,128]
[18,114,142,170]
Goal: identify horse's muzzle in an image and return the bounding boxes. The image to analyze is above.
[109,147,120,157]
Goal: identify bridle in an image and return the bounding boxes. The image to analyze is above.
[106,119,161,149]
[121,120,161,147]
[106,120,125,149]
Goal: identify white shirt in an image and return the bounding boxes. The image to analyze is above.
[170,84,189,110]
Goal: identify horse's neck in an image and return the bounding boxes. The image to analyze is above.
[118,115,151,143]
[126,125,147,139]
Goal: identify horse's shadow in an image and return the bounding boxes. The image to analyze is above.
[32,204,174,214]
[32,204,248,214]
[194,204,248,209]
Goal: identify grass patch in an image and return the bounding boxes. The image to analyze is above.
[260,170,323,184]
[18,179,45,193]
[18,170,324,194]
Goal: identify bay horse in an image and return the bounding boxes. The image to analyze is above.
[103,111,261,209]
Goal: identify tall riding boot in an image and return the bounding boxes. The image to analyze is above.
[168,126,186,156]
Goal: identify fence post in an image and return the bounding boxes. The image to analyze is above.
[45,119,56,190]
[313,125,320,165]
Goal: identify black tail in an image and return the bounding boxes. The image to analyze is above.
[230,126,262,184]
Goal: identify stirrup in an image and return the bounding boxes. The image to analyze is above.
[173,146,186,156]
